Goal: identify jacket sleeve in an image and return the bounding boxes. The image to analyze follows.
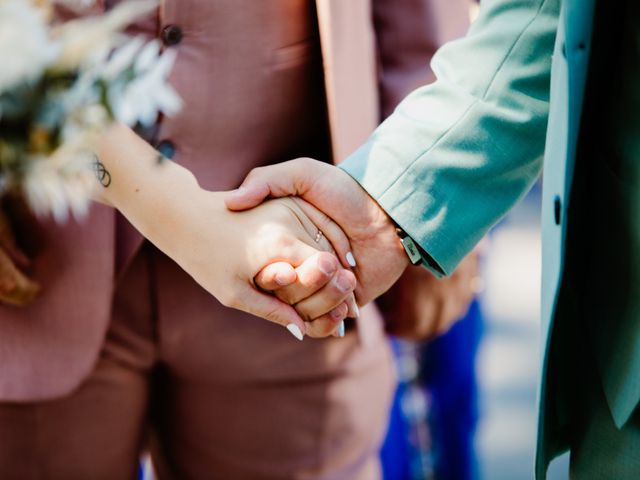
[340,0,560,275]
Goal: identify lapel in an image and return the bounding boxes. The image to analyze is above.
[578,0,640,428]
[561,0,640,430]
[540,0,595,341]
[539,0,640,472]
[315,0,379,164]
[537,0,595,476]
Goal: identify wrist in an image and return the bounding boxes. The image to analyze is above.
[94,123,205,247]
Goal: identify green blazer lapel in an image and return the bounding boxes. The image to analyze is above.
[574,0,640,431]
[536,1,595,476]
[587,185,640,430]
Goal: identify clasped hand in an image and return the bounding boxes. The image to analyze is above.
[224,158,411,338]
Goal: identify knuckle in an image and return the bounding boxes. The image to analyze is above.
[306,320,333,338]
[310,257,337,285]
[296,303,313,322]
[253,276,269,291]
[307,270,332,290]
[331,303,348,322]
[263,306,285,325]
[274,288,295,305]
[316,251,338,269]
[333,269,356,294]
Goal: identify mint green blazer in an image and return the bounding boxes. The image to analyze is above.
[340,0,623,477]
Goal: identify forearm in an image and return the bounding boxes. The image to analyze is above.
[92,125,354,336]
[94,123,217,258]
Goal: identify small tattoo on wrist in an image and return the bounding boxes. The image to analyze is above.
[93,156,112,187]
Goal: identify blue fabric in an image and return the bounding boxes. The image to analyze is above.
[380,382,413,480]
[380,300,483,480]
[422,300,483,480]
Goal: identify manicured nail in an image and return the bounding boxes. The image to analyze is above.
[330,304,345,320]
[353,303,360,318]
[286,323,304,341]
[337,321,345,338]
[346,252,357,267]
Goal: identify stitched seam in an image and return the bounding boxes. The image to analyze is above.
[377,0,550,201]
[480,0,548,100]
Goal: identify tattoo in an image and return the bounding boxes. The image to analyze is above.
[92,156,112,187]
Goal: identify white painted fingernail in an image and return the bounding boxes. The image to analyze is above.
[353,303,360,318]
[337,321,345,338]
[346,252,357,267]
[286,323,304,341]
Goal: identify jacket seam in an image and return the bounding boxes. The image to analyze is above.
[377,0,550,202]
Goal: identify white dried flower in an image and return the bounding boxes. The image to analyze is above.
[1,0,182,222]
[52,0,158,71]
[100,35,147,81]
[55,0,97,9]
[0,0,58,91]
[22,139,98,222]
[107,38,182,126]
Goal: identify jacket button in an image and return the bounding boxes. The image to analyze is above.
[162,25,183,46]
[156,140,176,159]
[554,196,561,225]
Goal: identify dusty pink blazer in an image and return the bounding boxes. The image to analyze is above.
[0,0,469,401]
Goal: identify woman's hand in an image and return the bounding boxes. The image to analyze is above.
[160,192,358,339]
[96,124,356,339]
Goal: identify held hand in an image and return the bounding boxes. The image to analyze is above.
[254,250,359,338]
[97,125,356,340]
[226,158,410,306]
[158,193,357,340]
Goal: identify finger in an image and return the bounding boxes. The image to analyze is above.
[254,262,297,291]
[225,184,271,211]
[304,302,349,338]
[289,197,356,270]
[225,158,318,211]
[345,293,360,319]
[294,268,356,321]
[238,285,307,341]
[271,251,339,305]
[252,230,321,272]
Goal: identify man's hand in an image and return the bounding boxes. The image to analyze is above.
[226,158,410,306]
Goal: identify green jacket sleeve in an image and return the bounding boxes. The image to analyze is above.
[340,0,560,275]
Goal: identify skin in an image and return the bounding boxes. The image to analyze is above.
[382,250,480,340]
[95,124,357,338]
[226,157,410,307]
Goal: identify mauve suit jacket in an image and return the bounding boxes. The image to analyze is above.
[0,0,469,402]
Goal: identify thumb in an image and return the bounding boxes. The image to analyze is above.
[225,184,271,211]
[240,285,307,341]
[225,159,315,211]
